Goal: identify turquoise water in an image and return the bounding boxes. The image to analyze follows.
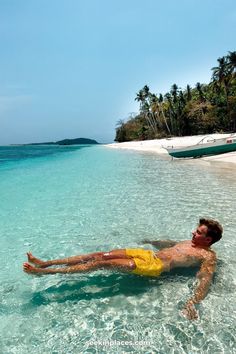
[0,145,235,353]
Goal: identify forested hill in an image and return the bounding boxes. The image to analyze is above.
[115,51,236,142]
[56,138,99,145]
[27,138,99,145]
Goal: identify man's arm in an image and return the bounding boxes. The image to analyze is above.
[183,253,216,320]
[141,239,178,249]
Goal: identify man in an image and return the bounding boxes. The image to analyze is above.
[23,218,223,320]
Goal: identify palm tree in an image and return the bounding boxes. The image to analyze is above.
[226,51,236,130]
[186,84,192,101]
[165,92,176,134]
[149,93,160,133]
[227,51,236,76]
[170,84,183,135]
[196,82,205,102]
[170,84,178,104]
[135,86,156,134]
[158,94,171,135]
[142,86,160,134]
[211,57,231,95]
[211,56,231,121]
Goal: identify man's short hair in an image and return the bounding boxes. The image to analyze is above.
[199,218,223,245]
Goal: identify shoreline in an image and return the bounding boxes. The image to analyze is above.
[105,133,236,167]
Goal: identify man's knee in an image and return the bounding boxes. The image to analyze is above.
[102,251,113,260]
[93,251,113,261]
[102,249,126,260]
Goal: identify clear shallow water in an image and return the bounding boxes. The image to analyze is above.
[0,145,235,353]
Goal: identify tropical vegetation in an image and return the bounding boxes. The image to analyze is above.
[115,51,236,142]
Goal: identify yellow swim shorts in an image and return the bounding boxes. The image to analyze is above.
[125,249,164,277]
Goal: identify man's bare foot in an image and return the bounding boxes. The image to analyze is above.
[23,262,43,274]
[27,252,45,268]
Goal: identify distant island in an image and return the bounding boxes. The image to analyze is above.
[26,138,99,145]
[56,138,99,145]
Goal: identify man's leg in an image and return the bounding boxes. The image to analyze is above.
[27,250,128,268]
[23,258,136,275]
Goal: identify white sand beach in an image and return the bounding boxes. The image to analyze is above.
[106,133,236,166]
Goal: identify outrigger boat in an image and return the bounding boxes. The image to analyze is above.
[165,135,236,158]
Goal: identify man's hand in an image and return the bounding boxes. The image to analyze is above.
[182,301,198,320]
[141,239,151,244]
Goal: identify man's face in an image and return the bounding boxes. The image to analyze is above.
[191,224,212,247]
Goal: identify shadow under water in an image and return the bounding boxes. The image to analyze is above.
[0,260,229,320]
[27,267,202,307]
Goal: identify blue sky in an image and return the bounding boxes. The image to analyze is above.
[0,0,235,144]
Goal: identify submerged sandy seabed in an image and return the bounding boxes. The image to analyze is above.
[105,133,236,167]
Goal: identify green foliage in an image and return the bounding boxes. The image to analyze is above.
[115,115,154,142]
[56,138,98,145]
[115,51,236,142]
